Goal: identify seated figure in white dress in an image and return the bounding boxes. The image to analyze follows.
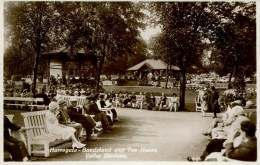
[168,93,179,112]
[45,102,86,149]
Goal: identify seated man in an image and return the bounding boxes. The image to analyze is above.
[4,116,30,161]
[83,95,113,133]
[64,98,96,141]
[33,87,51,106]
[130,92,137,108]
[224,120,257,161]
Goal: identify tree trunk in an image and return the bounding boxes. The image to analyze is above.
[32,51,40,95]
[179,70,186,110]
[165,64,169,88]
[228,63,237,88]
[95,56,104,93]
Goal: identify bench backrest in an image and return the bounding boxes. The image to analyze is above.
[4,97,33,101]
[60,96,86,106]
[21,110,48,138]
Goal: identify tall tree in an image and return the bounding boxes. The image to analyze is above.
[5,2,63,94]
[148,2,214,110]
[61,2,146,91]
[208,2,256,86]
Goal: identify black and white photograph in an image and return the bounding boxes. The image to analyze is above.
[1,0,258,164]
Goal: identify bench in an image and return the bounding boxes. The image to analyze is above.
[60,96,113,121]
[4,97,48,111]
[102,81,113,86]
[21,110,77,157]
[60,96,86,107]
[154,96,179,111]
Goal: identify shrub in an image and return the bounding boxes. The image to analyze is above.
[231,76,246,94]
[11,75,22,81]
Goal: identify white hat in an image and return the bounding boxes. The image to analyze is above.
[49,102,58,110]
[57,98,66,105]
[233,106,245,116]
[244,100,254,109]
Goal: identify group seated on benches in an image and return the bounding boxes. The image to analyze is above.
[111,91,179,111]
[187,100,257,162]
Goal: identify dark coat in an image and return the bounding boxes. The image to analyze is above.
[83,102,102,115]
[4,116,21,140]
[225,137,257,161]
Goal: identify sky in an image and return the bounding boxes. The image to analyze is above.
[140,26,161,41]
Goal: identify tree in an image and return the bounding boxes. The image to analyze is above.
[5,2,63,94]
[208,2,256,86]
[147,2,214,110]
[60,2,146,91]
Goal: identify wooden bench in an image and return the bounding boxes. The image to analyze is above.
[60,96,86,107]
[21,110,76,157]
[102,80,113,86]
[4,97,48,111]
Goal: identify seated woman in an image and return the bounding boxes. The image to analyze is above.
[46,102,85,149]
[158,93,167,110]
[122,92,131,107]
[4,116,30,161]
[187,114,251,162]
[167,93,179,112]
[98,95,120,121]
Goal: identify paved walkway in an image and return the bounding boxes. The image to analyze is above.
[38,107,214,161]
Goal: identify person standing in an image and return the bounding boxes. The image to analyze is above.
[209,86,219,118]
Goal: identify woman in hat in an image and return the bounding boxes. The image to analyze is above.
[45,102,85,149]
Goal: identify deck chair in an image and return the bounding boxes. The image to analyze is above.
[195,97,202,112]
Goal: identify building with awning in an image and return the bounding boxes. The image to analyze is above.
[43,47,96,78]
[127,59,180,71]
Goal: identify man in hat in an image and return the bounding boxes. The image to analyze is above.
[83,95,113,132]
[57,98,83,140]
[209,86,220,118]
[62,98,96,141]
[33,87,50,106]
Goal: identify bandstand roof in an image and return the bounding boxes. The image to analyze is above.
[127,59,180,71]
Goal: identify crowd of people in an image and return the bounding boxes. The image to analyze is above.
[187,99,257,161]
[187,86,257,162]
[4,79,257,162]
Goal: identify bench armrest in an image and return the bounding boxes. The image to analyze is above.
[23,126,46,129]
